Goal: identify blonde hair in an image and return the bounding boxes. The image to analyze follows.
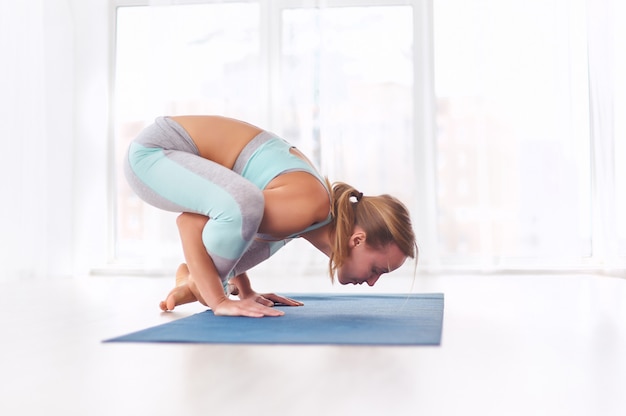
[328,181,417,280]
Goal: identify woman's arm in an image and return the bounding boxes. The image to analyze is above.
[176,213,284,317]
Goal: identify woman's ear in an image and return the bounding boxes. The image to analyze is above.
[349,230,366,248]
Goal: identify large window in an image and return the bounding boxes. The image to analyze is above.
[112,0,625,275]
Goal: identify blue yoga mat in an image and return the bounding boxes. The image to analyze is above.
[104,293,444,346]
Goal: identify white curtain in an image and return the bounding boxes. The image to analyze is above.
[587,0,619,268]
[0,0,75,279]
[431,0,625,272]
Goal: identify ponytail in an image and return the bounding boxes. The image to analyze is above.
[328,182,362,279]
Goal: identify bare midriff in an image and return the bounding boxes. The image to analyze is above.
[169,115,263,170]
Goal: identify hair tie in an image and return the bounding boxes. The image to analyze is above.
[350,191,363,204]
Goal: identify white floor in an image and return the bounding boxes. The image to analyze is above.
[1,272,625,416]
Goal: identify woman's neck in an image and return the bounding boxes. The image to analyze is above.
[301,222,333,258]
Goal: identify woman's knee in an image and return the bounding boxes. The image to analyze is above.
[177,184,264,245]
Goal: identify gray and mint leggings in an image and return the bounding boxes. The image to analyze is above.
[124,117,286,288]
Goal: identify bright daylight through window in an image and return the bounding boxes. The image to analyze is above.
[113,0,625,274]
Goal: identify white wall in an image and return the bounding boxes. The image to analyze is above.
[44,0,76,277]
[0,0,110,279]
[0,0,73,278]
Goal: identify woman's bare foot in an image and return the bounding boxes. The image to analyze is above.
[159,263,198,311]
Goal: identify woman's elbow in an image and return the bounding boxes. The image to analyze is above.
[176,212,208,232]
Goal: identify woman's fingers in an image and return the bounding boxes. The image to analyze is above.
[262,293,304,307]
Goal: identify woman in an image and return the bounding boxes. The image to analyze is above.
[125,115,417,317]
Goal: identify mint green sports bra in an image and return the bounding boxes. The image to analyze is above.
[238,134,333,240]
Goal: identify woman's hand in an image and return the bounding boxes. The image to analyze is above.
[211,297,286,318]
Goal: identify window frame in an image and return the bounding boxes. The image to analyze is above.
[106,0,624,275]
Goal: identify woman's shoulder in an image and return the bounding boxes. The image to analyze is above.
[259,172,331,238]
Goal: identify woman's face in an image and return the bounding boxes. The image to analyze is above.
[337,229,407,286]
